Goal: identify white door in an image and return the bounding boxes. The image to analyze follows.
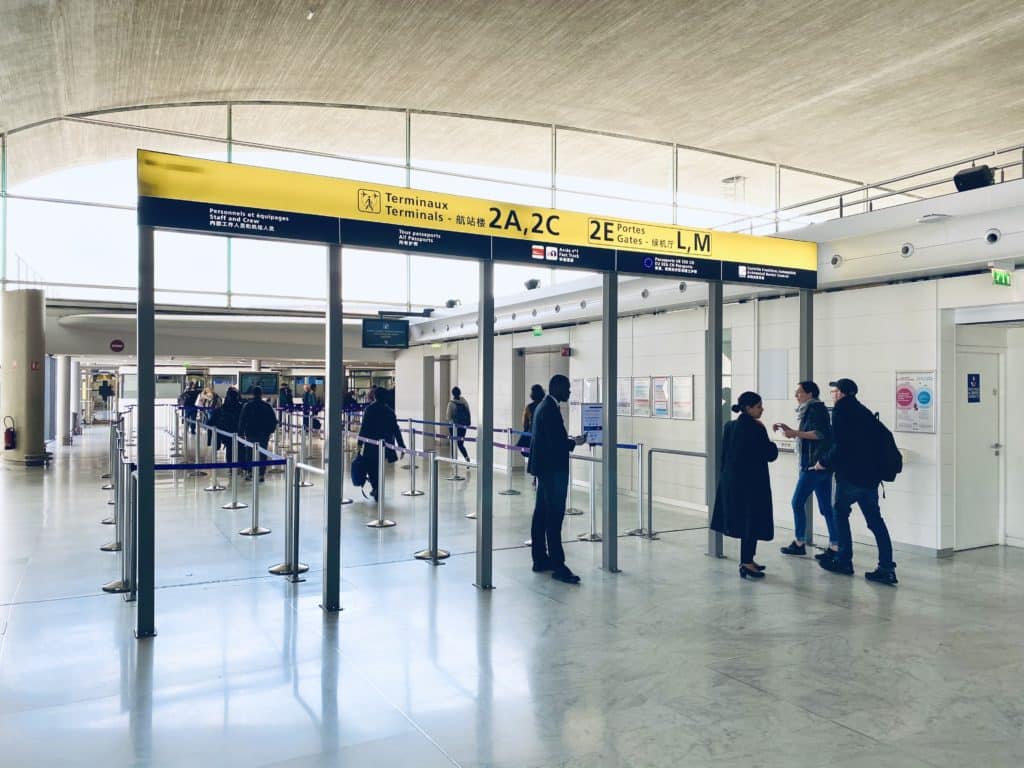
[955,351,1001,550]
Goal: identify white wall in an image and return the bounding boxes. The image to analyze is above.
[1005,328,1024,546]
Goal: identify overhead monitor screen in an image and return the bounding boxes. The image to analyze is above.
[362,318,409,349]
[238,371,280,398]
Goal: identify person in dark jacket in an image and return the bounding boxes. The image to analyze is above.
[301,384,317,433]
[711,391,779,579]
[238,386,278,481]
[212,387,243,463]
[814,378,897,585]
[772,380,835,559]
[527,374,586,584]
[278,383,293,410]
[357,387,406,500]
[446,386,472,461]
[180,381,201,434]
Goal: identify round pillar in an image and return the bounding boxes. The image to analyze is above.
[56,355,72,446]
[1,289,48,465]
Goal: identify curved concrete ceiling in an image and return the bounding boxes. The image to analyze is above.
[4,0,1024,184]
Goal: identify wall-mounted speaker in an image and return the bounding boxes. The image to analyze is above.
[954,165,994,192]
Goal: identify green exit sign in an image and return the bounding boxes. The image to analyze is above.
[992,269,1012,286]
[531,325,543,337]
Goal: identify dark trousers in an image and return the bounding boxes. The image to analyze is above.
[531,471,569,570]
[740,535,758,564]
[217,435,234,463]
[363,445,381,498]
[449,426,469,461]
[185,406,197,433]
[241,436,270,478]
[834,480,895,570]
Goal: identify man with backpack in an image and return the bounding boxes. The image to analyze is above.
[446,386,472,462]
[814,378,899,585]
[238,386,278,482]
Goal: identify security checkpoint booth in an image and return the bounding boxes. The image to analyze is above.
[131,150,816,639]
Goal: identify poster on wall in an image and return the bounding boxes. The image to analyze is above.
[581,402,603,445]
[672,375,695,420]
[632,377,651,417]
[616,378,632,416]
[894,370,936,433]
[570,378,583,405]
[583,377,600,403]
[652,376,672,418]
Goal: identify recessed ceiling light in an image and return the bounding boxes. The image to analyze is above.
[306,9,315,20]
[918,213,951,224]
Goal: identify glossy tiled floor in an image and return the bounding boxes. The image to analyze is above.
[2,427,1023,766]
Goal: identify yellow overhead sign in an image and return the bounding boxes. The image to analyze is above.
[138,150,817,287]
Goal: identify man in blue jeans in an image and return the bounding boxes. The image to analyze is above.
[773,380,836,560]
[814,378,898,585]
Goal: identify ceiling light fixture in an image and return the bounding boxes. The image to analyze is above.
[306,9,315,20]
[917,213,951,224]
[444,298,461,309]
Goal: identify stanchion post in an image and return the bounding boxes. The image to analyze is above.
[498,427,520,496]
[101,453,125,551]
[565,451,583,515]
[298,423,313,487]
[402,428,424,497]
[269,456,310,578]
[102,422,115,488]
[222,434,248,510]
[240,445,270,536]
[447,423,465,482]
[366,438,395,528]
[578,455,602,542]
[187,418,207,477]
[204,425,226,492]
[169,406,183,458]
[415,450,449,563]
[628,443,655,537]
[126,468,138,603]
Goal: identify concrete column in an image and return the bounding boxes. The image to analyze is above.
[56,355,72,446]
[1,289,48,465]
[250,359,261,370]
[70,359,81,432]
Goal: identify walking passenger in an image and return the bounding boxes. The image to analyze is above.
[446,386,472,461]
[302,384,317,432]
[772,381,836,559]
[814,379,899,585]
[710,391,779,580]
[238,386,278,481]
[278,382,293,409]
[528,375,587,584]
[212,387,243,463]
[517,384,545,453]
[357,387,406,500]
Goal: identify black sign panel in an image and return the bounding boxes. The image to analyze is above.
[721,262,817,289]
[138,197,339,244]
[615,249,724,281]
[362,318,409,349]
[341,219,489,258]
[238,371,280,398]
[492,237,614,271]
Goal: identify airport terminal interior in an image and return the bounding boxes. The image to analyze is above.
[2,2,1024,766]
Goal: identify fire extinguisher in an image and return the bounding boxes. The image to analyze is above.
[3,416,16,451]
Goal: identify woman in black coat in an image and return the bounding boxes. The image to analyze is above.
[710,391,779,579]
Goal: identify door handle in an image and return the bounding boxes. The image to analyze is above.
[991,443,1003,449]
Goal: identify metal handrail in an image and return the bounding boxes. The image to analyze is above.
[644,447,707,540]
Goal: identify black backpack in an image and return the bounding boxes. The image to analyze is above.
[452,400,470,426]
[872,412,903,483]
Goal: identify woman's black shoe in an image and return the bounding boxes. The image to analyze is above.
[739,564,765,579]
[780,541,806,556]
[815,548,837,562]
[753,562,766,571]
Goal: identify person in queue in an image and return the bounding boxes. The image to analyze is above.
[814,379,898,585]
[446,386,472,461]
[212,387,243,463]
[278,382,293,410]
[710,391,779,580]
[527,374,587,584]
[302,383,317,432]
[237,386,278,482]
[179,381,201,434]
[772,381,836,560]
[357,386,406,501]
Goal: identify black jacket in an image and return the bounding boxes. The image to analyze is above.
[798,400,832,470]
[526,396,575,477]
[710,414,779,542]
[212,400,243,434]
[358,401,406,454]
[238,398,277,440]
[818,394,880,487]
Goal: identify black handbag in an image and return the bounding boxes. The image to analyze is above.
[350,453,367,487]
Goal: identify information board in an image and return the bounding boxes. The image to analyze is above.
[672,375,695,420]
[632,378,651,417]
[581,403,603,445]
[238,371,280,398]
[652,376,671,418]
[362,318,409,349]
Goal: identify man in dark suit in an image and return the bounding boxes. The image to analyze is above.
[357,387,405,500]
[528,374,586,584]
[238,386,278,481]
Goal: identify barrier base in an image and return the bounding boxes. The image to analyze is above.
[267,467,285,475]
[204,483,227,492]
[299,480,314,488]
[186,470,208,477]
[447,474,466,482]
[627,528,659,540]
[101,472,111,479]
[524,538,531,546]
[341,497,353,505]
[222,502,249,510]
[465,511,477,519]
[102,579,129,594]
[239,526,271,536]
[100,541,122,552]
[101,483,114,490]
[268,562,310,576]
[414,548,450,561]
[498,488,521,496]
[107,499,116,506]
[366,519,396,528]
[101,516,115,525]
[578,532,602,542]
[401,489,425,497]
[168,450,184,459]
[565,507,584,516]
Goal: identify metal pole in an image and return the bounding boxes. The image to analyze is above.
[298,421,313,487]
[366,439,395,528]
[101,451,124,551]
[102,421,114,488]
[628,443,651,536]
[799,288,815,547]
[415,451,449,563]
[565,444,583,515]
[126,469,138,603]
[222,434,248,509]
[269,456,309,577]
[498,427,520,496]
[322,242,345,612]
[204,426,226,491]
[402,427,424,496]
[578,455,602,542]
[705,281,725,558]
[340,425,353,505]
[447,423,465,481]
[187,417,207,477]
[240,443,270,536]
[169,406,182,458]
[601,271,618,571]
[400,417,413,469]
[136,224,156,638]
[102,457,131,593]
[476,254,495,590]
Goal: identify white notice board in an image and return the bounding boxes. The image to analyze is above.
[672,375,694,420]
[894,370,935,434]
[632,377,651,417]
[652,376,671,418]
[582,402,603,445]
[616,378,632,416]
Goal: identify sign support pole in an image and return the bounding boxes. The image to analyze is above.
[799,289,814,547]
[322,242,344,612]
[475,254,495,590]
[136,226,156,638]
[601,272,619,572]
[705,282,724,558]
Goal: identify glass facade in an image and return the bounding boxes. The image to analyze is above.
[1,101,956,311]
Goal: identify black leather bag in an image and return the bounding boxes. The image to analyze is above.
[350,453,368,487]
